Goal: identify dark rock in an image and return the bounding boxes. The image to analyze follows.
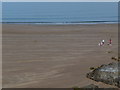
[86,62,120,88]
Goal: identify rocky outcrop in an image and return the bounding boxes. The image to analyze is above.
[86,62,120,88]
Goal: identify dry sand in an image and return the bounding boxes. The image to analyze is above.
[2,24,118,88]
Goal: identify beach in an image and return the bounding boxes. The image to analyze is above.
[2,24,118,88]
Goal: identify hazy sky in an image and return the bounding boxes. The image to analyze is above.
[1,0,120,2]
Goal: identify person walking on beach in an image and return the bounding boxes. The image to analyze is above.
[108,38,112,46]
[98,40,104,46]
[102,40,105,45]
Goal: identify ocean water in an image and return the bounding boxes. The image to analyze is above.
[2,2,118,24]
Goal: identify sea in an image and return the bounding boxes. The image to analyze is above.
[2,2,118,24]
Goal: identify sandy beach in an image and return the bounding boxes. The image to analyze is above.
[2,24,118,88]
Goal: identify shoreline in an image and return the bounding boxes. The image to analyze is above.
[2,22,118,25]
[2,23,118,27]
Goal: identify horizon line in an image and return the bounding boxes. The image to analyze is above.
[1,0,120,2]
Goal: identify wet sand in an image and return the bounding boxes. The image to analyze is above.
[2,24,118,88]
